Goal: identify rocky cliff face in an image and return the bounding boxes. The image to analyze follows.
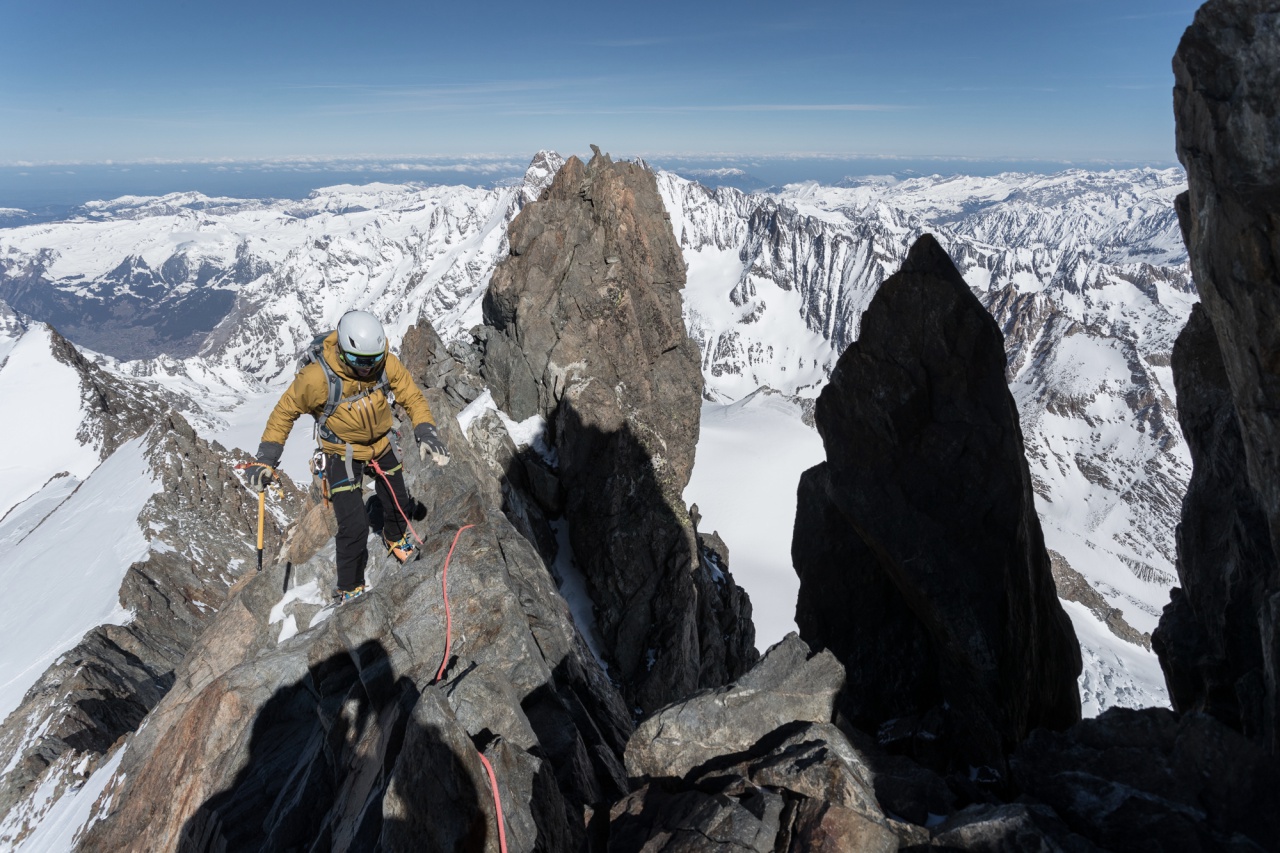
[660,168,1194,699]
[1155,0,1280,754]
[479,147,757,714]
[1154,304,1278,742]
[792,234,1082,780]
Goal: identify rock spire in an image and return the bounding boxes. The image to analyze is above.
[793,233,1083,777]
[478,146,757,714]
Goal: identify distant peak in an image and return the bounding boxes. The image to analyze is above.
[523,150,566,190]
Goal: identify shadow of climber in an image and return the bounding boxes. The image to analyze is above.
[177,640,488,852]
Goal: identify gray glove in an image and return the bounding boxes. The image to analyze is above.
[246,463,275,493]
[247,441,284,492]
[415,422,449,467]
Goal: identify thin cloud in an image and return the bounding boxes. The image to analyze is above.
[1116,9,1197,20]
[698,104,910,112]
[502,103,910,116]
[583,36,682,48]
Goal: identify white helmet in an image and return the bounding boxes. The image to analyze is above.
[336,310,387,377]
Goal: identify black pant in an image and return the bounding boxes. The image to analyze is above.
[325,448,413,590]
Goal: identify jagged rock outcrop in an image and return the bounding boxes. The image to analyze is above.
[624,634,844,782]
[614,635,900,853]
[399,316,487,411]
[78,388,633,852]
[478,147,756,714]
[792,234,1082,779]
[43,322,181,459]
[1156,0,1280,754]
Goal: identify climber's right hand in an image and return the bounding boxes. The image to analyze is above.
[246,462,276,493]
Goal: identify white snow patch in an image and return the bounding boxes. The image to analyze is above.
[0,438,158,719]
[457,388,497,436]
[549,519,607,670]
[1063,599,1170,715]
[458,388,556,463]
[684,393,826,650]
[268,579,327,623]
[12,744,126,852]
[268,580,329,643]
[278,615,300,643]
[496,409,553,465]
[0,326,101,518]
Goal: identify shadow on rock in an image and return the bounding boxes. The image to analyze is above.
[549,399,757,716]
[177,640,488,852]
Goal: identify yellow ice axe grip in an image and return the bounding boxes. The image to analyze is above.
[256,489,266,572]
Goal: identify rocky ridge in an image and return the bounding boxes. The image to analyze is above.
[73,384,636,851]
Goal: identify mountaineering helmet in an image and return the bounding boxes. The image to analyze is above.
[336,310,387,378]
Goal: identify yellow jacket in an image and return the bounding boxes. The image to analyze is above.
[262,332,435,461]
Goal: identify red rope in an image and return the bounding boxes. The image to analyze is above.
[476,750,510,853]
[435,524,475,683]
[369,458,424,545]
[434,522,505,849]
[364,457,506,847]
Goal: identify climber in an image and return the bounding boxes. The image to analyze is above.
[244,310,450,604]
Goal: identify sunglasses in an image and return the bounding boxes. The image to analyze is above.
[342,350,385,369]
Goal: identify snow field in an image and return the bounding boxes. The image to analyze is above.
[0,326,101,519]
[684,395,826,650]
[7,741,126,851]
[0,437,158,720]
[1063,600,1169,715]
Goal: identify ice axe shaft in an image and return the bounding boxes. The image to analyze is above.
[256,489,265,572]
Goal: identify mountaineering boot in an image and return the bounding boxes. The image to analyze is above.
[333,584,367,605]
[384,533,418,564]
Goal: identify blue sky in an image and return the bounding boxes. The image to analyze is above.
[1,0,1198,166]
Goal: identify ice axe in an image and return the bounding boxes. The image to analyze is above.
[236,461,282,572]
[256,489,266,572]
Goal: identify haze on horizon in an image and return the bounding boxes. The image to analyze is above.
[3,1,1196,168]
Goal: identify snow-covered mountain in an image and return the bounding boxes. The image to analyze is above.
[657,167,1193,712]
[0,156,1193,718]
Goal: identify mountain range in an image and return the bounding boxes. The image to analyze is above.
[0,152,1196,845]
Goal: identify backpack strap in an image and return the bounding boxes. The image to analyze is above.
[311,357,392,486]
[314,356,346,444]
